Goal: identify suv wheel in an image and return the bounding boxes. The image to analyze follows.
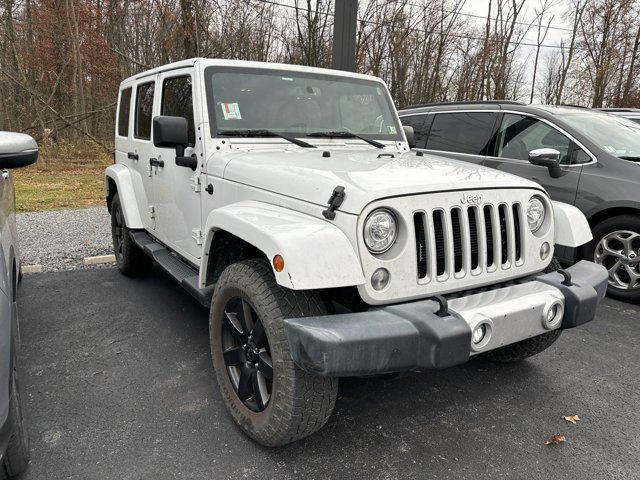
[585,215,640,302]
[110,193,153,277]
[210,259,338,447]
[0,359,29,479]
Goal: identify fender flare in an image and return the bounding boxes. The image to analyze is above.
[552,201,592,248]
[200,201,365,290]
[105,164,144,229]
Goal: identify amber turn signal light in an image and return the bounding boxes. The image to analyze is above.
[273,254,285,272]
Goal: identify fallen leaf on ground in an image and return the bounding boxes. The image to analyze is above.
[563,415,580,424]
[544,434,567,445]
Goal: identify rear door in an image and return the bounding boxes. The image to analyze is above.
[151,68,203,263]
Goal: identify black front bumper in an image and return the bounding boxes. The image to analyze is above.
[284,261,608,377]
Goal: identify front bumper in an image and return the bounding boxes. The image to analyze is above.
[284,261,608,376]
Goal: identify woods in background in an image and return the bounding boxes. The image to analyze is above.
[1,0,640,146]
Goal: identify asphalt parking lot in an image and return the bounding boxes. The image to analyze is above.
[16,267,640,480]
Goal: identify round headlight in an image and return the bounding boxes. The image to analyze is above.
[527,196,546,233]
[363,209,398,254]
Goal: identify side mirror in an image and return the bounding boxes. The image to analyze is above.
[0,132,38,169]
[528,148,562,178]
[403,125,415,149]
[153,116,197,170]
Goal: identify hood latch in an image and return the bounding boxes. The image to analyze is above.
[322,186,345,220]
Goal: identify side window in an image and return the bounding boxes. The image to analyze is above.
[400,115,428,148]
[496,114,572,164]
[572,147,592,164]
[426,112,498,155]
[161,76,196,147]
[117,88,132,137]
[134,81,155,140]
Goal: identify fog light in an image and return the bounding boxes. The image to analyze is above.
[540,242,551,260]
[371,268,390,291]
[547,305,558,323]
[542,301,563,329]
[472,324,486,345]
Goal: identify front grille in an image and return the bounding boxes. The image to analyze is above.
[414,202,524,281]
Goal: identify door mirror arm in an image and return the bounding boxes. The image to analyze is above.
[528,148,562,178]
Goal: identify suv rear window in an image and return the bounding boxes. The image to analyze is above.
[134,82,155,140]
[117,88,132,137]
[426,112,498,155]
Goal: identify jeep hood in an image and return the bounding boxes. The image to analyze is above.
[220,148,542,214]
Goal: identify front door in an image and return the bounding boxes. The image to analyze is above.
[481,113,583,205]
[151,68,203,263]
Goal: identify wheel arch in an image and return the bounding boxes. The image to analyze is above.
[199,201,365,291]
[105,164,143,228]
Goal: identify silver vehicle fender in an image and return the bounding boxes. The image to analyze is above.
[200,201,365,290]
[552,201,592,248]
[105,164,143,229]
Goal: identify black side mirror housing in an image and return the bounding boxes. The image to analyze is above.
[528,148,562,178]
[0,132,38,169]
[153,116,197,170]
[403,125,415,149]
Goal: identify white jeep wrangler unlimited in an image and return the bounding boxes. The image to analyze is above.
[106,58,608,446]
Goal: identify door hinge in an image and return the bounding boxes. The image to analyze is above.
[190,174,201,193]
[148,205,156,229]
[192,228,203,245]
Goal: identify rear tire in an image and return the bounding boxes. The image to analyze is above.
[0,361,29,479]
[210,259,338,447]
[110,193,153,277]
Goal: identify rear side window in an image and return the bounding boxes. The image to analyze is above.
[135,82,155,140]
[426,112,498,155]
[161,76,195,147]
[117,88,132,137]
[400,114,428,148]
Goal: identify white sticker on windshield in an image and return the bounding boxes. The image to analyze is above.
[388,126,397,134]
[221,102,242,120]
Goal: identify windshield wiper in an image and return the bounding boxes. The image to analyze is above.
[218,129,316,148]
[619,156,640,161]
[307,131,385,149]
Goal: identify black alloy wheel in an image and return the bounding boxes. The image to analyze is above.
[221,297,273,412]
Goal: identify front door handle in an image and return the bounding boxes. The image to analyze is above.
[149,158,164,168]
[127,152,139,160]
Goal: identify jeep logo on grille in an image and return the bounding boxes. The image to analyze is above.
[460,193,482,205]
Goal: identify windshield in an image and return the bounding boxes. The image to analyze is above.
[559,112,640,158]
[204,66,402,142]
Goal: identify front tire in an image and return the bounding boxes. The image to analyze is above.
[210,259,338,447]
[584,215,640,303]
[110,193,153,277]
[1,363,29,479]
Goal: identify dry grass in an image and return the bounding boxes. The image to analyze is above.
[13,141,112,212]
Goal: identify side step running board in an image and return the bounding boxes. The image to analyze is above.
[129,230,213,307]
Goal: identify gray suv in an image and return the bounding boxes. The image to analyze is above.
[399,102,640,302]
[0,132,38,478]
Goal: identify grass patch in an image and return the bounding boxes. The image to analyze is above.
[13,142,112,212]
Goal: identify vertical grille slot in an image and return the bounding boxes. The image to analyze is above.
[451,208,463,273]
[513,203,522,262]
[468,207,480,270]
[433,210,446,277]
[483,205,494,268]
[498,204,509,265]
[414,212,428,279]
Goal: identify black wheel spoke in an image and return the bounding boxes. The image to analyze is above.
[223,311,245,340]
[237,368,253,401]
[251,318,267,348]
[257,351,273,381]
[252,371,266,410]
[223,347,243,367]
[240,299,254,332]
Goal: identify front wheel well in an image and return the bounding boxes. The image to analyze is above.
[106,177,117,213]
[204,230,266,286]
[587,207,640,229]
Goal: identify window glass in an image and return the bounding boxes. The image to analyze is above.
[161,76,195,147]
[426,112,498,155]
[400,115,428,148]
[135,82,155,140]
[117,88,132,137]
[573,147,591,164]
[205,67,402,141]
[496,114,571,164]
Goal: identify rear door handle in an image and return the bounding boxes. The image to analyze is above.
[149,158,164,168]
[127,152,139,160]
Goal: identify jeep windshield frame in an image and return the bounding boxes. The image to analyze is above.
[203,65,404,143]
